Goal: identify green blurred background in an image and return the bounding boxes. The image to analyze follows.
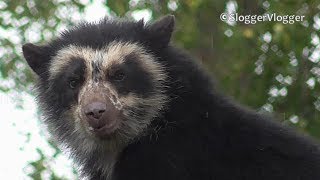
[0,0,319,179]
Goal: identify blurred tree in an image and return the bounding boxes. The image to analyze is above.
[1,0,320,179]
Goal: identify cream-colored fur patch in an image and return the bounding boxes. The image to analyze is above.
[49,41,165,82]
[49,40,168,127]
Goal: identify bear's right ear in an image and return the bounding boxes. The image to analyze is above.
[22,43,49,76]
[145,15,175,49]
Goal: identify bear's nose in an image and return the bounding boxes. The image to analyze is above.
[84,102,106,121]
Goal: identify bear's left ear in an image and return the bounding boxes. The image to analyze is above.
[146,15,175,48]
[22,43,49,76]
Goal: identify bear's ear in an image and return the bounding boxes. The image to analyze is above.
[22,43,49,76]
[146,15,175,48]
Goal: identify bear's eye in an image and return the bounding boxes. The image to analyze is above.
[69,79,78,89]
[111,70,126,82]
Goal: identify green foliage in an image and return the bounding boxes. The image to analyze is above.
[27,148,69,180]
[0,0,85,92]
[1,0,320,179]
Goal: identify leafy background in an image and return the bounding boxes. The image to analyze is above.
[0,0,319,179]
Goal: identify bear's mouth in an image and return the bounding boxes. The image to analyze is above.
[88,118,120,138]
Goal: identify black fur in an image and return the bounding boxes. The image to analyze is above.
[23,16,320,180]
[114,58,155,96]
[52,57,86,108]
[92,61,102,83]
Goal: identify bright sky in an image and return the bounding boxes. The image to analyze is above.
[0,1,151,179]
[0,92,75,179]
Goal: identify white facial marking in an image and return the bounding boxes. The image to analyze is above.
[102,82,123,110]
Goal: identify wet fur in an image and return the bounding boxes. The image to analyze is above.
[25,17,320,180]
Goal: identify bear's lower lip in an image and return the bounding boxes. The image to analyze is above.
[89,121,119,137]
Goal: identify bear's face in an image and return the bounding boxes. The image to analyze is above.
[48,41,167,148]
[22,15,175,152]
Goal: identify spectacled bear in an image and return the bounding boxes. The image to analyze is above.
[22,15,320,180]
